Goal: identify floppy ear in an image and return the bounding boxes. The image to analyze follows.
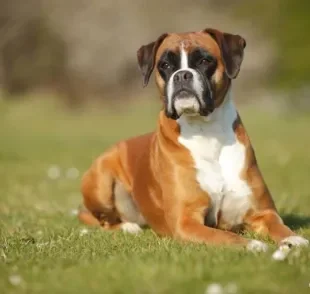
[204,28,246,79]
[137,33,168,87]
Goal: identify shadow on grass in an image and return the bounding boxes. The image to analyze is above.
[281,214,310,230]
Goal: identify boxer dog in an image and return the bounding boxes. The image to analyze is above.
[79,28,309,251]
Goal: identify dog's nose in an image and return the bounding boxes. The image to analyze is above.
[173,70,193,83]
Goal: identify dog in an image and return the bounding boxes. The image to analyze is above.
[79,28,309,251]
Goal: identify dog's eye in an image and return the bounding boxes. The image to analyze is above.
[198,56,214,65]
[160,62,171,70]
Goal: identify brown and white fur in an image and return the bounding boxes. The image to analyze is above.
[79,28,308,251]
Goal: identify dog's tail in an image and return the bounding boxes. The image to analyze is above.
[78,204,101,226]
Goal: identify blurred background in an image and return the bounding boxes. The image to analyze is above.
[0,0,309,110]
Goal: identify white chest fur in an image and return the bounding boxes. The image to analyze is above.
[177,95,252,227]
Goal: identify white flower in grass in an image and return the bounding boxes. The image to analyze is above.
[79,228,89,236]
[47,165,61,179]
[66,168,80,179]
[205,283,223,294]
[70,209,79,216]
[9,274,23,286]
[272,244,291,261]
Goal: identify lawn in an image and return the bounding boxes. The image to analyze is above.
[0,97,310,294]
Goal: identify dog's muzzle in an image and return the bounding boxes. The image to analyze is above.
[166,69,214,119]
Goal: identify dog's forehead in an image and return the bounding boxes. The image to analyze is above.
[156,32,221,60]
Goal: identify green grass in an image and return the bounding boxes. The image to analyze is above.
[1,97,310,294]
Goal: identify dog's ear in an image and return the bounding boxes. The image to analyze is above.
[204,28,246,79]
[137,33,168,87]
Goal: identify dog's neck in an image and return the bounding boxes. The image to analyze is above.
[158,88,239,149]
[176,87,239,163]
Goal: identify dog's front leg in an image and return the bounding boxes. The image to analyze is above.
[171,201,267,251]
[246,209,309,247]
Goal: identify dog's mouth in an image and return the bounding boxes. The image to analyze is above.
[169,88,213,118]
[172,89,198,100]
[172,89,200,115]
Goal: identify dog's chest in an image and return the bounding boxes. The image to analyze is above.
[177,108,252,228]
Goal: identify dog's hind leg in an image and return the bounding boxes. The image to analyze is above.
[78,205,142,234]
[79,147,144,234]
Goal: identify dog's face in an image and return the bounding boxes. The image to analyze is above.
[137,28,246,120]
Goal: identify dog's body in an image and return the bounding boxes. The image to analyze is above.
[79,29,308,250]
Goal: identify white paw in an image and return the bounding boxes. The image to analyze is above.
[280,236,309,247]
[247,240,268,252]
[121,222,142,234]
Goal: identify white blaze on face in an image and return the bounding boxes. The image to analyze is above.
[166,43,205,116]
[180,45,189,68]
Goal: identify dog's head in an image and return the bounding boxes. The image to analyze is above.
[137,28,246,120]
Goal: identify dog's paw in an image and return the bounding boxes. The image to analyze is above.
[280,236,309,248]
[247,240,268,253]
[121,222,143,234]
